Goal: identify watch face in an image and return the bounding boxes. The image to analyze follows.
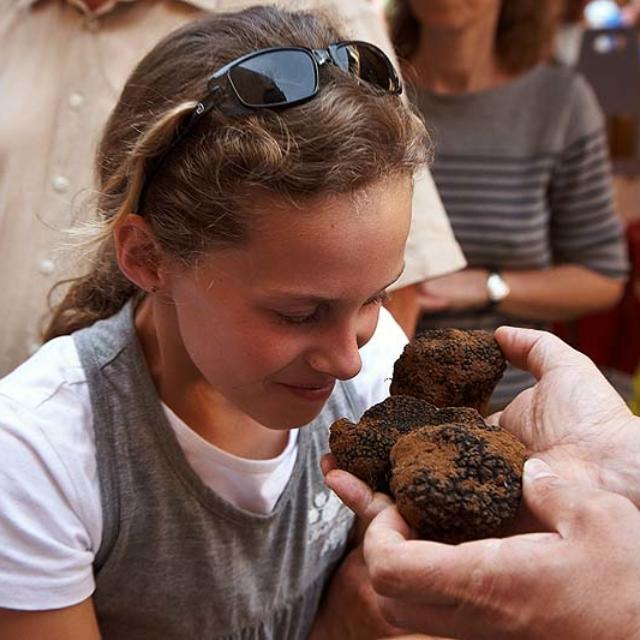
[487,273,510,302]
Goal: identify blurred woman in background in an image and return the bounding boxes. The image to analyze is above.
[388,0,628,409]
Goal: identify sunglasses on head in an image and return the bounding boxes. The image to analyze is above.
[137,41,402,214]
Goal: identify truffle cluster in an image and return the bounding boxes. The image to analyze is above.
[329,395,484,493]
[329,328,526,543]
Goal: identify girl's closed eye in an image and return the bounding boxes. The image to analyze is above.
[275,303,330,326]
[275,290,390,326]
[368,290,391,306]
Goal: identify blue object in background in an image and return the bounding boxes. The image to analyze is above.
[585,0,624,28]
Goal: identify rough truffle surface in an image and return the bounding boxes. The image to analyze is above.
[329,396,438,492]
[390,328,506,414]
[329,396,486,492]
[390,423,526,543]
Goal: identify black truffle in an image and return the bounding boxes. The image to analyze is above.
[390,328,506,415]
[329,396,435,492]
[390,422,526,543]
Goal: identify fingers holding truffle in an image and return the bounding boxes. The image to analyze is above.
[328,328,524,543]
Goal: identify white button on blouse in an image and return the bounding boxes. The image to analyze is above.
[68,92,85,110]
[38,258,55,275]
[52,175,70,193]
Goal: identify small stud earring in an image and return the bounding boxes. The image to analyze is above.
[149,285,158,294]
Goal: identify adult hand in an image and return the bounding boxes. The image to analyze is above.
[309,543,407,639]
[493,326,640,506]
[364,458,640,640]
[417,269,489,313]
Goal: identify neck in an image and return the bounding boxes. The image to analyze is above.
[135,297,289,460]
[410,19,510,94]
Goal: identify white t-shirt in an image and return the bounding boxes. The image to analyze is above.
[0,307,407,610]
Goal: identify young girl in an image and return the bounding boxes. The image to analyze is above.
[0,6,428,639]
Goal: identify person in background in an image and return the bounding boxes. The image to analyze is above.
[326,325,640,639]
[387,0,628,410]
[0,0,464,376]
[0,7,433,638]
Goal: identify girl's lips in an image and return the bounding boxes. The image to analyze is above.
[276,380,336,402]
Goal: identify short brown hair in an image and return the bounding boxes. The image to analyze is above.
[45,6,429,339]
[388,0,563,75]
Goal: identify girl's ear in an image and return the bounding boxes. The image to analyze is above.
[114,214,169,294]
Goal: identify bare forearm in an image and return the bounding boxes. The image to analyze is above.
[499,265,624,322]
[0,599,101,640]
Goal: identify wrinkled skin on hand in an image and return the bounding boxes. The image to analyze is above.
[363,459,640,640]
[491,326,640,508]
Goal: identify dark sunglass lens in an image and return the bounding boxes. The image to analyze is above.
[229,50,317,107]
[335,44,400,93]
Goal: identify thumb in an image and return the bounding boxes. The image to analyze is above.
[494,326,586,380]
[523,458,598,537]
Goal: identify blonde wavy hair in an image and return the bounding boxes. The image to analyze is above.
[44,6,430,339]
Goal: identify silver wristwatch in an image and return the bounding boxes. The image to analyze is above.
[486,271,511,306]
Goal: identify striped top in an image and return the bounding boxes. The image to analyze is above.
[415,65,629,409]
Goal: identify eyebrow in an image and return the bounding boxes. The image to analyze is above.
[263,264,405,304]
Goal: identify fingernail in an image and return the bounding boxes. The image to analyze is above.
[524,458,557,481]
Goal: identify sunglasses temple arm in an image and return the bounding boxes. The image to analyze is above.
[136,93,219,215]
